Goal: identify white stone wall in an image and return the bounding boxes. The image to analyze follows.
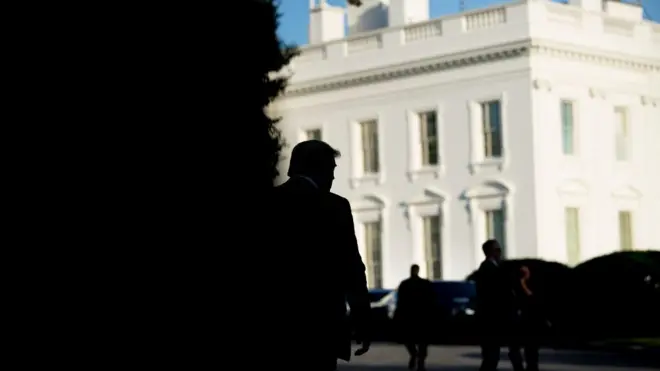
[274,0,660,287]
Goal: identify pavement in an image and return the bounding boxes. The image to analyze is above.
[337,344,660,371]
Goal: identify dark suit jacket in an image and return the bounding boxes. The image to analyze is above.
[270,177,370,362]
[475,259,515,327]
[393,276,435,342]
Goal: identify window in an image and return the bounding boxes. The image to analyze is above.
[481,100,502,158]
[305,128,322,141]
[423,215,442,280]
[618,211,633,251]
[364,221,383,288]
[561,100,576,155]
[484,209,506,255]
[419,111,439,166]
[565,207,581,266]
[360,120,380,174]
[614,107,630,161]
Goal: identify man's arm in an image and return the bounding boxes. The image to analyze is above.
[339,199,370,339]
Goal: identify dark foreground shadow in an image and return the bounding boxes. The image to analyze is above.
[338,366,477,371]
[338,366,569,371]
[461,349,660,369]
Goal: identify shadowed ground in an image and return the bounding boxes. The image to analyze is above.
[337,344,660,371]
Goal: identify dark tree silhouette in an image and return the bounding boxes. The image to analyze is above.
[28,0,299,367]
[569,251,660,340]
[245,0,298,188]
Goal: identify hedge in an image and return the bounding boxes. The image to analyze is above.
[465,251,660,341]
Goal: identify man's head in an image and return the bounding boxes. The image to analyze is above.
[410,264,420,277]
[288,140,340,192]
[482,239,502,261]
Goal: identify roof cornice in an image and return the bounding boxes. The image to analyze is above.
[286,40,530,96]
[284,39,660,97]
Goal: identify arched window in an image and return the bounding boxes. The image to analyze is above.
[406,188,448,280]
[351,195,386,289]
[464,180,512,265]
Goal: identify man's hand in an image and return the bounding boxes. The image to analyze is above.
[354,338,370,356]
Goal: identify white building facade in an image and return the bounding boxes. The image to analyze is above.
[275,0,660,288]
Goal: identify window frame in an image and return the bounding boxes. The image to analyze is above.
[364,220,383,289]
[565,207,581,266]
[359,119,380,174]
[480,100,503,159]
[423,214,442,280]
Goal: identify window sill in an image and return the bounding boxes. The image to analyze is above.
[406,165,444,182]
[469,158,504,174]
[350,173,381,188]
[613,160,633,175]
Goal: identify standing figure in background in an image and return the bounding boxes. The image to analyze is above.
[515,265,548,371]
[393,264,436,371]
[475,239,524,371]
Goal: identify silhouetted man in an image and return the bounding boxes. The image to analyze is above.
[394,264,435,371]
[475,239,523,371]
[271,140,371,371]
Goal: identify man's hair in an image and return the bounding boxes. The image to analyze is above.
[482,239,499,254]
[288,140,341,176]
[410,264,420,275]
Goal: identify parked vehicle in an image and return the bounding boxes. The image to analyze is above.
[370,281,477,343]
[368,288,392,304]
[428,281,477,343]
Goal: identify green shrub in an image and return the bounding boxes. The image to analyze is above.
[466,258,572,323]
[569,251,660,339]
[465,253,660,341]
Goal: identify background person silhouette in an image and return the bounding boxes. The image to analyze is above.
[393,264,436,371]
[475,239,524,371]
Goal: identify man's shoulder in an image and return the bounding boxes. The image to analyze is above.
[325,192,351,210]
[478,260,493,269]
[418,278,433,288]
[328,192,348,203]
[478,260,500,279]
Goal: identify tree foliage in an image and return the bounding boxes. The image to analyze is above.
[465,252,660,342]
[568,251,660,339]
[247,0,299,188]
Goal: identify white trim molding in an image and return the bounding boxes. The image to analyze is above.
[285,40,660,96]
[405,103,446,181]
[287,41,531,96]
[297,124,325,143]
[611,185,643,252]
[349,115,386,188]
[403,188,450,279]
[556,178,589,197]
[463,180,514,266]
[640,95,660,107]
[532,78,552,92]
[467,93,508,174]
[611,184,643,200]
[351,194,388,286]
[351,194,387,222]
[588,87,607,100]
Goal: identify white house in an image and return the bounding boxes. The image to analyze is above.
[274,0,660,288]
